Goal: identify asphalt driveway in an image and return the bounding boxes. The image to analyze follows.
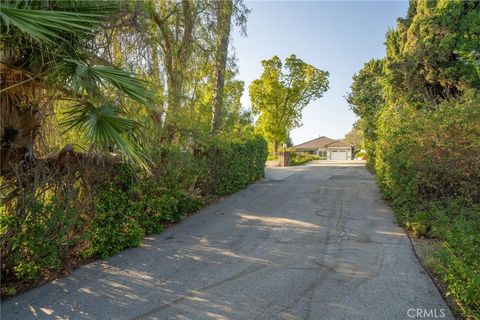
[1,161,453,319]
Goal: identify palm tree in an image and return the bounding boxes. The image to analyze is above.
[0,0,152,174]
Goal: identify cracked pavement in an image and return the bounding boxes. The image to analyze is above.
[1,161,453,319]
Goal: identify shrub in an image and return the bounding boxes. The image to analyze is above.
[85,164,204,258]
[355,151,366,159]
[375,97,480,208]
[1,136,267,295]
[433,212,480,319]
[85,185,144,258]
[290,153,320,166]
[1,185,88,283]
[209,135,268,195]
[267,155,278,161]
[134,179,203,234]
[372,95,480,318]
[408,211,431,237]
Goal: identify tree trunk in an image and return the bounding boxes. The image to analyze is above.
[274,140,279,156]
[149,40,164,126]
[166,70,179,122]
[210,0,233,134]
[148,0,196,138]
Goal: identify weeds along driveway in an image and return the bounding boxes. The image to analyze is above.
[1,161,453,320]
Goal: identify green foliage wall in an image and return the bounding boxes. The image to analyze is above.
[0,136,267,295]
[0,0,264,300]
[348,1,480,317]
[289,153,320,166]
[372,95,480,318]
[209,136,268,195]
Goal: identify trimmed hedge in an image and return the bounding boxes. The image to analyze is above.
[84,166,204,259]
[289,153,320,166]
[0,135,267,295]
[210,135,268,195]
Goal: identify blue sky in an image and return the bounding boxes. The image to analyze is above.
[231,0,408,145]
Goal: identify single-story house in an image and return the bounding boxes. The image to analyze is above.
[294,136,354,160]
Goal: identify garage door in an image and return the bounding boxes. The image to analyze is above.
[331,150,347,160]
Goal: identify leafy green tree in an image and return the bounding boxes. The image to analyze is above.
[144,0,197,131]
[249,55,329,154]
[187,68,252,136]
[283,134,293,148]
[103,0,250,142]
[383,0,480,107]
[346,59,384,163]
[343,120,362,150]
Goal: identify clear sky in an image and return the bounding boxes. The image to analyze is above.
[231,0,408,145]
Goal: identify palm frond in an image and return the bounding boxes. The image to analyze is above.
[91,65,153,106]
[56,59,153,106]
[0,7,105,44]
[53,1,121,14]
[62,102,148,167]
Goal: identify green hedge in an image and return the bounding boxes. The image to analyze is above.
[0,135,267,295]
[290,153,320,166]
[84,165,204,259]
[354,151,366,159]
[373,97,480,318]
[210,135,268,195]
[1,195,82,282]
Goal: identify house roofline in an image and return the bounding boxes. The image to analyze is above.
[324,140,354,147]
[294,136,334,148]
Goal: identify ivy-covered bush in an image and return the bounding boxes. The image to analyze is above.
[435,209,480,317]
[375,97,480,210]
